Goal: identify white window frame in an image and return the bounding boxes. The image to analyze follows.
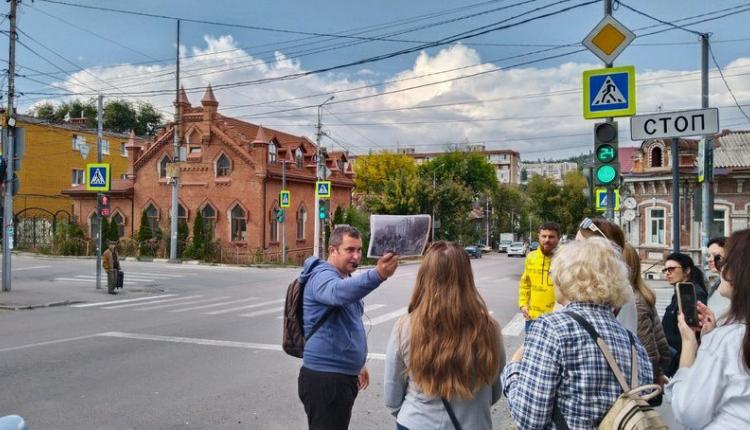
[72,169,85,185]
[101,139,110,155]
[230,205,247,242]
[72,134,86,151]
[647,208,666,246]
[120,142,127,157]
[296,206,306,240]
[268,142,277,164]
[713,207,728,237]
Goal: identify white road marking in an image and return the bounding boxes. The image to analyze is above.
[95,331,387,360]
[277,303,388,320]
[70,294,177,308]
[1,265,52,272]
[203,299,285,315]
[122,272,185,278]
[368,307,408,325]
[0,334,100,353]
[168,297,259,313]
[53,277,136,285]
[103,295,203,309]
[72,275,162,282]
[502,313,526,337]
[239,307,283,318]
[134,296,232,311]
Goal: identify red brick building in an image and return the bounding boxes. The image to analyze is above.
[63,86,355,263]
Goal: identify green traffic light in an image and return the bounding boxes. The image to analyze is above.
[596,144,616,163]
[596,165,617,184]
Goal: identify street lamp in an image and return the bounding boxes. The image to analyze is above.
[313,96,335,258]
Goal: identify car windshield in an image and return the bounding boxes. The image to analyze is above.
[511,242,523,246]
[501,240,512,244]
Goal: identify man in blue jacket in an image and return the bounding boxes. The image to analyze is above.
[298,225,398,430]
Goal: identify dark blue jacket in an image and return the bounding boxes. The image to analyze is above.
[299,256,384,375]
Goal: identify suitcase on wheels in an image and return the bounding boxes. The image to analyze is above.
[116,270,124,289]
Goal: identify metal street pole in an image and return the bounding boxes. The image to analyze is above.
[281,160,287,264]
[169,19,181,262]
[700,34,714,268]
[604,0,616,221]
[95,95,103,289]
[485,195,490,246]
[2,0,17,292]
[671,137,681,252]
[313,96,333,258]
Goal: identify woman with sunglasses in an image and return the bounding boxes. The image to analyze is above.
[666,229,750,429]
[576,217,638,334]
[706,236,730,317]
[660,252,708,377]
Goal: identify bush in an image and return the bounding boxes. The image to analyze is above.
[54,222,87,256]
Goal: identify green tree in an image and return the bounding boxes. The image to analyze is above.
[100,217,110,242]
[332,206,345,226]
[525,174,563,226]
[104,99,138,133]
[108,218,120,242]
[32,102,56,122]
[353,151,420,214]
[559,171,593,235]
[491,184,526,235]
[136,103,163,135]
[177,220,189,257]
[137,210,154,256]
[185,211,207,260]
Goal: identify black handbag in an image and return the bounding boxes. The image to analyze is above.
[116,270,124,289]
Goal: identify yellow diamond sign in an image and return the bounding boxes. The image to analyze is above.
[583,15,635,64]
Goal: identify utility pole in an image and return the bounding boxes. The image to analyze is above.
[169,19,180,262]
[671,137,680,252]
[2,0,17,292]
[700,34,713,268]
[313,96,333,258]
[281,160,287,264]
[604,0,616,221]
[95,94,103,289]
[485,195,490,247]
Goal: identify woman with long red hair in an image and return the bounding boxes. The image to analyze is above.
[384,241,505,430]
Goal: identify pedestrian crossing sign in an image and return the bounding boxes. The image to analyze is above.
[595,188,620,212]
[315,181,332,199]
[85,163,111,191]
[583,66,636,119]
[279,190,291,208]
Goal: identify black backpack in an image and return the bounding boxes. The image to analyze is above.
[282,260,337,358]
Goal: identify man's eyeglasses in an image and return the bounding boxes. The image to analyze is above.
[661,266,681,274]
[579,217,608,240]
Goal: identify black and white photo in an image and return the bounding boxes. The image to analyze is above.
[367,215,431,258]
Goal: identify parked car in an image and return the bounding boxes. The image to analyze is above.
[498,239,512,253]
[507,242,528,257]
[529,241,539,251]
[480,244,492,253]
[464,245,483,259]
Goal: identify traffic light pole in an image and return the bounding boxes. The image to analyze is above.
[95,95,103,289]
[700,34,713,269]
[2,0,17,292]
[313,96,333,259]
[671,137,680,252]
[604,0,616,221]
[281,160,287,265]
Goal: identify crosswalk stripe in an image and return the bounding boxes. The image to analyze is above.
[54,277,136,285]
[368,307,408,326]
[70,294,177,308]
[239,307,284,318]
[278,303,388,320]
[134,296,232,311]
[103,295,203,310]
[203,299,285,315]
[3,265,52,272]
[168,297,259,313]
[72,275,163,282]
[123,272,185,278]
[501,313,526,337]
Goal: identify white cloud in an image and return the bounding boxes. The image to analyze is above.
[20,35,750,160]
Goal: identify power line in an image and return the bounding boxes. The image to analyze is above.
[616,1,703,36]
[709,45,750,124]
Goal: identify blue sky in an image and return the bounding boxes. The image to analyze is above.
[8,0,750,159]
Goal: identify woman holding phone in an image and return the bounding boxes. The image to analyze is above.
[660,252,708,377]
[666,229,750,429]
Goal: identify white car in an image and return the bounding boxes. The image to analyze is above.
[507,242,528,257]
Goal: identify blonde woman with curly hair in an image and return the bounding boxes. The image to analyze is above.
[502,237,653,429]
[384,241,505,430]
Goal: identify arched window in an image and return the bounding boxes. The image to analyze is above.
[177,204,188,223]
[296,206,307,240]
[268,142,277,164]
[231,205,247,241]
[295,147,304,168]
[650,146,663,168]
[201,204,216,233]
[112,212,125,238]
[88,212,97,238]
[270,206,279,242]
[159,156,169,178]
[216,154,231,177]
[145,203,159,232]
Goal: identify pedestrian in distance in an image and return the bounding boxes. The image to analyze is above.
[706,236,730,316]
[297,225,398,430]
[623,244,672,405]
[576,216,638,334]
[660,252,709,377]
[384,241,505,430]
[666,229,750,429]
[503,237,654,429]
[101,240,120,295]
[518,221,561,333]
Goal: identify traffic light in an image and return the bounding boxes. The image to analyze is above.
[275,208,285,223]
[0,157,6,182]
[318,200,329,220]
[594,121,619,186]
[98,193,111,216]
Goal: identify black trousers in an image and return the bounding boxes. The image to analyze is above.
[298,366,359,430]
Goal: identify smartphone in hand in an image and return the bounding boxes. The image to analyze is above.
[676,282,700,327]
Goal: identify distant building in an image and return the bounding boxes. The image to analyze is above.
[622,130,750,263]
[521,161,578,184]
[396,145,522,185]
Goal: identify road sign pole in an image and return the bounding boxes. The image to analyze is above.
[2,0,17,292]
[95,95,103,289]
[281,161,286,265]
[700,34,714,270]
[671,138,681,252]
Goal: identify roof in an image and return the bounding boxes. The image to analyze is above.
[714,130,750,168]
[61,179,134,197]
[618,146,638,173]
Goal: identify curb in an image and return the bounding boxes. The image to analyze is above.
[0,300,84,311]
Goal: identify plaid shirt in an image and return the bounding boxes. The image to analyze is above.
[502,303,653,429]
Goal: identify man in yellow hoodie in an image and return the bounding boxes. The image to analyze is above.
[519,222,561,332]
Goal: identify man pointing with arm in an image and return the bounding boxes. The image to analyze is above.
[298,225,398,430]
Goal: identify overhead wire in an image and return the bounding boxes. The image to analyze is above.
[709,46,750,124]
